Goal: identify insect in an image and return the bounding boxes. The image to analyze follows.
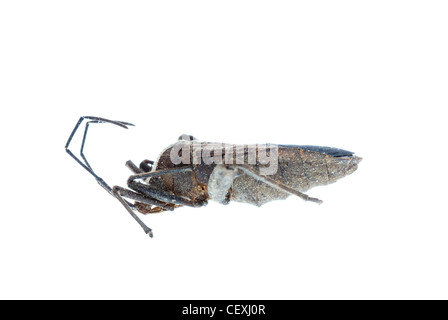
[66,116,362,237]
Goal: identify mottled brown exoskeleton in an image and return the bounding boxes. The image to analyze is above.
[66,117,362,237]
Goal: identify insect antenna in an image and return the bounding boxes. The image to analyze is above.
[65,116,134,195]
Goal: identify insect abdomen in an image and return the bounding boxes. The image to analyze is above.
[230,146,361,207]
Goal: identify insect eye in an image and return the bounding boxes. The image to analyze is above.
[178,134,196,141]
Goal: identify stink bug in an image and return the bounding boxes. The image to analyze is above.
[66,116,362,237]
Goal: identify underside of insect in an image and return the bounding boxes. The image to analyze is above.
[66,116,362,237]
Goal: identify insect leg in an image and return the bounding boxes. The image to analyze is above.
[233,164,323,204]
[125,160,155,174]
[113,184,186,236]
[114,186,170,208]
[127,166,207,207]
[128,181,206,207]
[114,185,178,213]
[125,160,144,174]
[65,116,134,195]
[112,186,154,237]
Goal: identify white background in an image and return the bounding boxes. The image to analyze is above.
[0,1,447,300]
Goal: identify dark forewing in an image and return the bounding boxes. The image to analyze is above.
[279,145,354,157]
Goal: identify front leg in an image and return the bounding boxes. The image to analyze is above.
[113,184,186,237]
[112,186,155,237]
[127,166,208,208]
[128,181,207,208]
